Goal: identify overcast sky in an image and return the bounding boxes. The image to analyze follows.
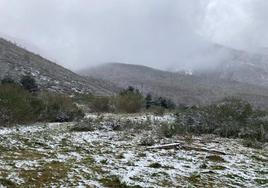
[0,0,267,71]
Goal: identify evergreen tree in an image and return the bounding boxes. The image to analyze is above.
[145,94,152,109]
[20,75,38,93]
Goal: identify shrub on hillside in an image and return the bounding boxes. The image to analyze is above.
[1,77,16,85]
[20,75,38,93]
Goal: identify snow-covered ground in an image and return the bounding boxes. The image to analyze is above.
[0,114,267,187]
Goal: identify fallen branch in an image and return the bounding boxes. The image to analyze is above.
[147,143,181,150]
[147,143,226,155]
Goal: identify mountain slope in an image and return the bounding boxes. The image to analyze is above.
[186,45,268,88]
[0,38,116,95]
[81,63,268,109]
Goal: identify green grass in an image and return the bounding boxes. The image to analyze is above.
[206,155,226,163]
[19,161,71,187]
[211,165,226,170]
[0,178,16,187]
[100,176,142,188]
[148,162,162,168]
[255,178,268,185]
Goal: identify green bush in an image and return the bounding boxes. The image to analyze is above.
[0,84,39,125]
[172,97,267,142]
[1,77,16,85]
[115,87,144,113]
[20,75,38,93]
[0,83,84,126]
[158,122,177,138]
[206,97,253,124]
[145,94,152,109]
[145,93,176,111]
[73,94,94,104]
[89,96,110,113]
[75,87,176,114]
[38,92,84,122]
[73,94,111,113]
[154,97,176,109]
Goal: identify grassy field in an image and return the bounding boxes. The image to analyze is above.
[0,114,267,187]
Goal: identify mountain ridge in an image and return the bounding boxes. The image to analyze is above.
[180,44,268,88]
[81,62,268,109]
[0,37,117,95]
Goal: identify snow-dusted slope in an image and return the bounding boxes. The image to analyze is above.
[0,114,266,187]
[81,62,268,109]
[0,38,117,95]
[193,45,268,88]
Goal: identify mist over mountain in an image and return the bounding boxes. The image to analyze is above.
[1,0,268,71]
[80,62,268,109]
[173,44,268,88]
[1,0,268,105]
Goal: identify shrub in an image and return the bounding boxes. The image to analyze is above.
[0,83,84,126]
[145,94,153,109]
[206,97,253,124]
[1,77,16,85]
[242,139,263,149]
[172,97,268,143]
[20,75,38,93]
[73,94,94,104]
[38,92,84,122]
[115,87,144,113]
[145,94,176,113]
[89,96,110,113]
[154,97,176,109]
[0,84,39,125]
[158,122,177,138]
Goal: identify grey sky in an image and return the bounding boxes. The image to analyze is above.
[0,0,267,71]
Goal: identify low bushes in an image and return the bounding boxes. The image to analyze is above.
[0,84,39,125]
[115,87,144,113]
[75,86,176,114]
[89,96,111,113]
[38,92,83,122]
[0,77,83,126]
[74,86,145,113]
[159,97,268,143]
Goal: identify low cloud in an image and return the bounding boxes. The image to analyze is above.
[0,0,267,71]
